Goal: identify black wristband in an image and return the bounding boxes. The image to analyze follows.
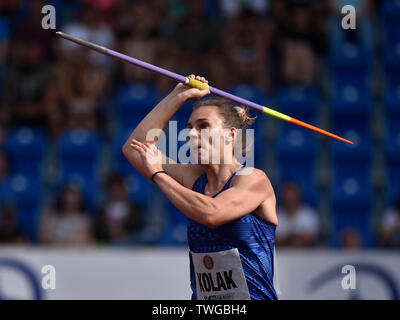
[151,170,168,184]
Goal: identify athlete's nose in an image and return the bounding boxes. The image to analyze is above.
[187,128,198,143]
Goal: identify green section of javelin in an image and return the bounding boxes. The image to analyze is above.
[262,106,291,121]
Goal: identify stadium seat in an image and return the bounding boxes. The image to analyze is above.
[115,83,159,131]
[0,17,11,44]
[329,16,373,54]
[3,127,48,179]
[125,172,152,207]
[382,21,400,72]
[331,130,373,163]
[329,160,374,247]
[277,124,319,160]
[56,129,101,177]
[276,85,320,123]
[386,169,400,206]
[275,123,319,199]
[383,72,400,160]
[330,72,372,114]
[329,73,372,133]
[330,209,374,248]
[330,160,373,212]
[157,200,188,246]
[385,122,400,159]
[112,129,135,173]
[385,121,400,205]
[384,93,400,205]
[55,129,102,212]
[381,0,400,23]
[281,84,319,110]
[228,83,268,106]
[330,42,370,74]
[329,130,373,208]
[383,72,400,114]
[0,174,43,242]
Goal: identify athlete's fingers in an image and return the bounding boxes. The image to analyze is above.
[131,138,147,153]
[143,142,154,150]
[195,75,207,83]
[130,143,146,157]
[131,138,146,147]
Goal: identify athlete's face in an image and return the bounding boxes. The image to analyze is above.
[186,106,236,165]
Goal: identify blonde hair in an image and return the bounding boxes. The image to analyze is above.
[234,106,257,127]
[192,98,257,155]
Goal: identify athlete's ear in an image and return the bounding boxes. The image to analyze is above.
[226,127,236,143]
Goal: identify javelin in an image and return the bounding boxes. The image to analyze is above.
[56,31,353,145]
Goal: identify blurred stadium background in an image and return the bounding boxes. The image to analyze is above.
[0,0,399,299]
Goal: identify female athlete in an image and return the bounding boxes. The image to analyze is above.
[122,75,278,300]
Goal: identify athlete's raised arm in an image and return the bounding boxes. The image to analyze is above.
[122,75,210,186]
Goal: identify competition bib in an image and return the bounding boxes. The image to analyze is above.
[191,248,250,300]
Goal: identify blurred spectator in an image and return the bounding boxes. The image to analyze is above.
[57,44,108,133]
[276,181,320,247]
[113,0,177,39]
[379,192,400,248]
[0,203,29,245]
[57,48,109,103]
[150,0,179,38]
[309,0,331,56]
[12,0,55,60]
[173,0,221,76]
[219,0,271,18]
[221,9,272,88]
[60,2,115,70]
[2,36,56,128]
[95,174,144,244]
[0,150,9,183]
[277,2,316,85]
[339,228,363,251]
[38,185,95,246]
[206,48,232,91]
[65,98,99,131]
[154,39,181,96]
[117,1,160,84]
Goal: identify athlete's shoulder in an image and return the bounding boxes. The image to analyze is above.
[235,167,270,183]
[233,167,273,192]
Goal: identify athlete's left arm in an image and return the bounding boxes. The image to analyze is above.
[154,168,270,228]
[208,168,272,227]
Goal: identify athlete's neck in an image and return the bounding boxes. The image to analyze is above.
[201,160,244,195]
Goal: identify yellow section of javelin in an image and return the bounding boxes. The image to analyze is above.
[186,77,210,90]
[262,106,291,121]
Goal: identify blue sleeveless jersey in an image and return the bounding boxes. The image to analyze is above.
[188,167,278,300]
